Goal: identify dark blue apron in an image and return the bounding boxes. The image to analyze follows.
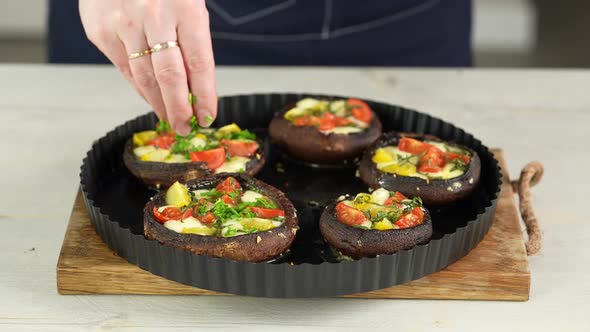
[48,0,472,66]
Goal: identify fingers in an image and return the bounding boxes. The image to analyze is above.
[117,12,168,120]
[144,21,192,135]
[82,0,218,134]
[177,2,218,127]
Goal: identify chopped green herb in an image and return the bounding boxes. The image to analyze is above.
[223,226,238,237]
[396,153,419,166]
[189,92,197,105]
[237,197,277,210]
[155,120,171,134]
[444,143,471,156]
[450,159,468,173]
[227,190,240,199]
[243,228,258,234]
[212,200,241,222]
[189,116,199,132]
[240,208,257,218]
[171,134,194,154]
[197,201,211,215]
[227,129,256,141]
[204,115,214,126]
[370,209,402,224]
[353,193,372,205]
[400,197,423,214]
[254,197,277,209]
[201,188,220,200]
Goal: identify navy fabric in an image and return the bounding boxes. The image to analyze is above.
[48,0,472,66]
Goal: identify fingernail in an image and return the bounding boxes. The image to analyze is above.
[199,110,214,127]
[175,122,191,136]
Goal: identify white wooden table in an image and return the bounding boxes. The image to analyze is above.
[0,65,588,331]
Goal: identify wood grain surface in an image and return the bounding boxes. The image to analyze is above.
[57,149,530,300]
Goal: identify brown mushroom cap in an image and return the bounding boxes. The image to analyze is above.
[123,138,266,188]
[319,200,433,259]
[143,173,298,263]
[358,132,481,205]
[268,106,382,164]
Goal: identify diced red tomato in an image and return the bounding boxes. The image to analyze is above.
[335,202,369,226]
[152,206,192,224]
[247,207,285,219]
[294,115,321,127]
[384,192,408,207]
[189,147,226,170]
[398,137,431,155]
[147,133,176,149]
[198,212,216,224]
[395,207,424,228]
[308,115,321,126]
[221,139,259,157]
[347,98,373,124]
[220,194,237,205]
[334,116,351,126]
[319,112,336,131]
[446,152,471,164]
[418,164,443,173]
[153,206,169,223]
[294,117,307,126]
[412,206,424,220]
[420,146,446,168]
[215,176,242,195]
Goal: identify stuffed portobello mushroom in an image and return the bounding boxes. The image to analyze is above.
[320,188,433,259]
[268,97,382,164]
[358,133,481,205]
[144,175,298,262]
[124,120,265,187]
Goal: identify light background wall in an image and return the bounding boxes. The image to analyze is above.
[0,0,587,67]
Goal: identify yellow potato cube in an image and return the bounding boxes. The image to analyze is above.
[164,154,190,163]
[215,123,241,138]
[140,149,170,162]
[239,218,275,231]
[380,163,399,174]
[133,145,156,158]
[133,130,158,146]
[396,163,417,176]
[165,181,192,207]
[372,148,395,163]
[182,226,217,236]
[374,218,396,230]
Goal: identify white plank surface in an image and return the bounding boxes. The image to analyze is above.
[0,65,589,331]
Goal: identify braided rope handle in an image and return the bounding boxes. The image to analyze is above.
[510,161,544,256]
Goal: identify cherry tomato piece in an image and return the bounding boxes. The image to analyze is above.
[335,202,369,226]
[247,207,285,219]
[215,176,242,195]
[221,139,259,157]
[398,137,431,155]
[347,98,373,123]
[189,147,226,170]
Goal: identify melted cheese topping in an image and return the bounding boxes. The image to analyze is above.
[285,98,370,136]
[157,179,286,238]
[338,189,425,231]
[214,156,251,174]
[321,126,363,135]
[373,142,469,180]
[164,216,204,233]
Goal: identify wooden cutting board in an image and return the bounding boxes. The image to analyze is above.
[57,149,530,300]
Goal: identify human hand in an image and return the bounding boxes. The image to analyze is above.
[80,0,217,135]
